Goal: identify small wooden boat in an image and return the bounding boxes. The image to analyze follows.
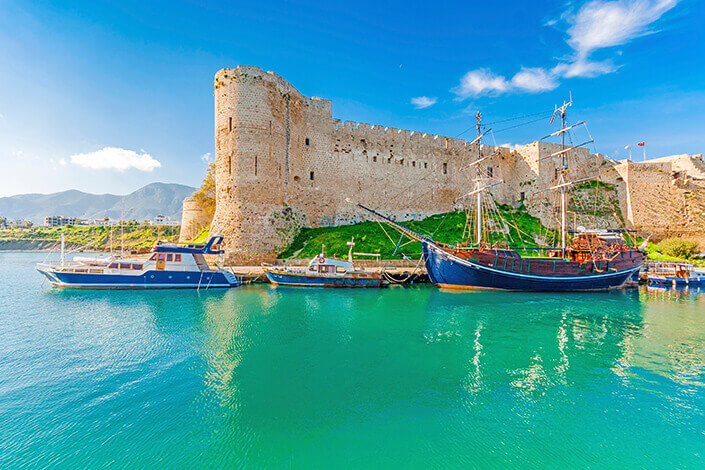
[646,261,705,286]
[262,240,385,287]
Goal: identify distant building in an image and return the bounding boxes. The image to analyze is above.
[151,215,179,226]
[89,219,114,226]
[9,219,33,228]
[44,216,80,227]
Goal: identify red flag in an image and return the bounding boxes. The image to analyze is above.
[637,142,645,146]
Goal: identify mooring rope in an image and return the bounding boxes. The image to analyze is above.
[382,255,426,284]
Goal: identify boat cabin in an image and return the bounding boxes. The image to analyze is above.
[307,254,354,274]
[648,261,701,279]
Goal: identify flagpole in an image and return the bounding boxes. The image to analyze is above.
[643,145,646,162]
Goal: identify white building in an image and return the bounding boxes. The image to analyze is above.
[44,216,79,227]
[151,215,179,226]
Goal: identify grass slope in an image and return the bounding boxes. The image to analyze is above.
[280,205,557,259]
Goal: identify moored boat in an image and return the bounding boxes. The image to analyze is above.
[422,234,644,291]
[646,261,705,286]
[37,234,240,289]
[347,99,646,291]
[262,239,385,287]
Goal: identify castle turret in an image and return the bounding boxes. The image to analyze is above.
[211,66,334,263]
[178,197,211,242]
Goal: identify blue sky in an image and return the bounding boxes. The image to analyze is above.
[0,0,702,196]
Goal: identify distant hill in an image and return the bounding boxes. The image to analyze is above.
[0,183,196,224]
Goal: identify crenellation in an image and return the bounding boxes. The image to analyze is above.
[357,123,370,134]
[193,66,705,262]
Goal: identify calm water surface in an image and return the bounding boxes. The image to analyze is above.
[1,252,704,468]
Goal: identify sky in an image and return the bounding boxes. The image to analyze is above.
[0,0,703,197]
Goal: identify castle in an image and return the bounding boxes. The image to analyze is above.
[180,66,705,264]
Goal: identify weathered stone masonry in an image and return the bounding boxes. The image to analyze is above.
[180,65,705,262]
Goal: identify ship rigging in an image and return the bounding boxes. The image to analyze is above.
[349,99,646,291]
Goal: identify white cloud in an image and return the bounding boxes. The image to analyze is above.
[452,69,509,99]
[451,0,681,97]
[59,157,67,166]
[566,0,678,57]
[511,67,559,92]
[70,147,161,172]
[500,143,523,151]
[200,152,212,162]
[411,96,438,109]
[555,0,679,78]
[552,58,616,78]
[453,67,558,99]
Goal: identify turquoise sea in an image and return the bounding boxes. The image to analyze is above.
[1,252,704,468]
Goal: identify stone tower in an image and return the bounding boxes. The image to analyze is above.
[211,66,335,264]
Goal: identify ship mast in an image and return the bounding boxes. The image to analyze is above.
[475,111,483,245]
[542,96,598,256]
[560,104,567,255]
[552,98,572,257]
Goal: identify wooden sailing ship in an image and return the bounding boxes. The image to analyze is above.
[350,99,646,291]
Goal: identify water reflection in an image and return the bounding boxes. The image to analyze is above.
[173,286,656,435]
[47,281,703,463]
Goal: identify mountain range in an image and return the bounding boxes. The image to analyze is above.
[0,183,196,224]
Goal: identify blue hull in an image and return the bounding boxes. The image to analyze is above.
[649,277,705,286]
[423,240,639,291]
[37,269,239,289]
[264,270,383,287]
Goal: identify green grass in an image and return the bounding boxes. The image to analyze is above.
[0,224,180,250]
[191,225,211,244]
[279,205,558,259]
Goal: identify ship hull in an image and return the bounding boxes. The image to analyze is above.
[649,276,705,286]
[423,240,640,291]
[263,268,383,287]
[36,268,239,289]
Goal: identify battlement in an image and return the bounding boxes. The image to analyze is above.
[204,66,705,263]
[332,117,478,151]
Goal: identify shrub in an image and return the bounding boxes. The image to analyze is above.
[657,238,700,259]
[193,163,216,219]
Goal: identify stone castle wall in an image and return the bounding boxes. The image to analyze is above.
[181,65,705,262]
[613,158,705,244]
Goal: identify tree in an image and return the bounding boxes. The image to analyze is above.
[657,237,700,259]
[193,162,216,218]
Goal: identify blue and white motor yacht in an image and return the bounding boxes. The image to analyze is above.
[37,234,240,289]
